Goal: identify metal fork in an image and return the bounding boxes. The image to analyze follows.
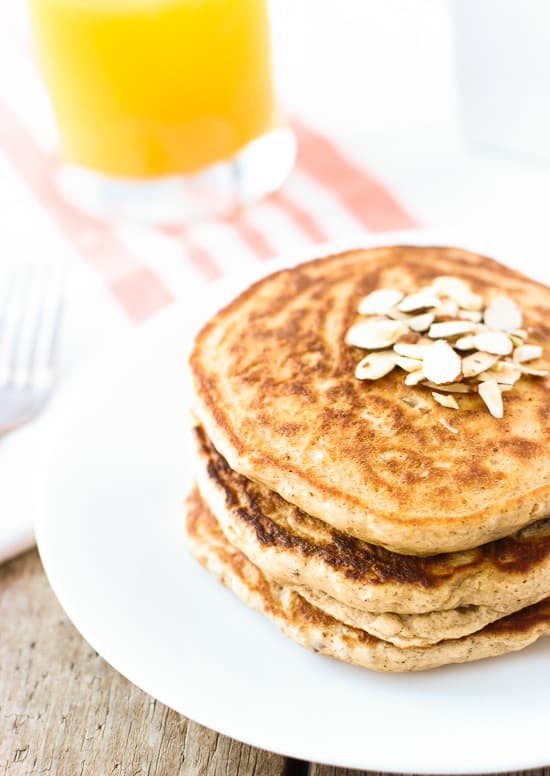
[0,263,63,435]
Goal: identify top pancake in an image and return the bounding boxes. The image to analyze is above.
[190,245,550,555]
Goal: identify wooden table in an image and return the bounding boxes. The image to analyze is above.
[1,550,548,776]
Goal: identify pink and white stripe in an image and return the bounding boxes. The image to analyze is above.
[0,17,417,324]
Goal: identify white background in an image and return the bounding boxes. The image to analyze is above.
[270,0,550,266]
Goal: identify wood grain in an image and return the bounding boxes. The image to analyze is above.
[1,550,548,776]
[0,550,286,776]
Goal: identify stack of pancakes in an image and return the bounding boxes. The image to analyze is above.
[185,245,550,671]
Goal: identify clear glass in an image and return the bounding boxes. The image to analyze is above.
[28,0,295,223]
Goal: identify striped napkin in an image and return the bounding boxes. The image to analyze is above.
[0,5,417,562]
[0,107,416,322]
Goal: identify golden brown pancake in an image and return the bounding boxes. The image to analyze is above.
[293,585,546,647]
[184,488,550,672]
[190,246,550,555]
[193,426,550,617]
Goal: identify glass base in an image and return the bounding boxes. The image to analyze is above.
[56,127,296,224]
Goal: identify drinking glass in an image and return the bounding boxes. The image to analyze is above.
[28,0,295,222]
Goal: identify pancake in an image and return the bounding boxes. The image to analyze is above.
[189,246,550,555]
[193,426,550,615]
[294,586,546,647]
[184,487,550,672]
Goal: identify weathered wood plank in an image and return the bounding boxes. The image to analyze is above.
[0,550,287,776]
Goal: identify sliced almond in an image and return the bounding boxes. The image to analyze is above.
[509,328,528,341]
[455,335,476,351]
[432,276,471,298]
[439,418,458,433]
[397,292,440,313]
[471,331,513,356]
[477,366,521,385]
[393,342,431,359]
[512,363,548,377]
[458,292,484,312]
[432,391,459,409]
[396,330,421,345]
[386,308,413,321]
[428,321,477,339]
[355,351,396,380]
[431,276,466,293]
[483,295,522,331]
[433,300,460,319]
[513,344,543,363]
[422,340,462,385]
[358,288,404,315]
[407,312,435,332]
[394,355,423,373]
[462,352,499,378]
[422,381,472,393]
[478,379,504,418]
[458,310,483,323]
[346,319,409,350]
[432,277,484,311]
[405,369,426,386]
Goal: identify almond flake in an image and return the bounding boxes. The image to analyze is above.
[433,300,460,319]
[483,295,522,331]
[397,330,421,345]
[432,275,472,299]
[432,391,459,409]
[471,331,513,356]
[386,308,412,321]
[428,321,477,338]
[458,310,483,323]
[358,288,404,315]
[432,276,483,311]
[407,312,435,332]
[355,351,396,380]
[478,379,504,418]
[422,381,472,393]
[405,370,426,386]
[510,329,528,341]
[513,344,543,363]
[397,292,440,313]
[462,351,499,377]
[455,336,476,351]
[432,276,471,298]
[477,366,521,385]
[422,340,462,385]
[439,418,458,433]
[346,319,409,350]
[393,342,431,359]
[512,363,548,377]
[458,293,484,312]
[394,355,423,373]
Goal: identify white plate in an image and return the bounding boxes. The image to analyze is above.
[36,238,550,774]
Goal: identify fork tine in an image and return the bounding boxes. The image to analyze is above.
[12,263,45,389]
[28,266,64,389]
[0,265,30,388]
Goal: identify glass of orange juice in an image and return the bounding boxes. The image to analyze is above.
[28,0,295,222]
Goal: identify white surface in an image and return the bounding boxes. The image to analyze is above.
[36,237,550,773]
[454,0,550,163]
[270,0,458,141]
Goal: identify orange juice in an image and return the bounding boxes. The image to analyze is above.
[28,0,276,177]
